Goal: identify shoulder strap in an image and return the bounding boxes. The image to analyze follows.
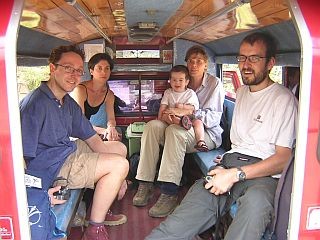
[102,85,109,103]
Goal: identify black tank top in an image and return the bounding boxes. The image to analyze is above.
[79,84,108,119]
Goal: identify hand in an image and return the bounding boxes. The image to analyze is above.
[164,107,192,117]
[48,186,67,206]
[214,155,223,163]
[162,113,181,125]
[162,113,174,125]
[117,180,128,200]
[204,168,236,195]
[106,126,120,141]
[163,108,176,116]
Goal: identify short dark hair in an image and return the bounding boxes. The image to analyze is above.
[170,65,190,81]
[88,53,114,71]
[185,45,208,62]
[241,32,277,59]
[48,45,85,64]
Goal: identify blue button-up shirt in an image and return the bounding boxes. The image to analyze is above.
[20,82,96,179]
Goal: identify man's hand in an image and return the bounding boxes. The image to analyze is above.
[204,168,237,195]
[48,186,67,206]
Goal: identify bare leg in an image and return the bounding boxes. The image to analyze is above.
[90,153,129,223]
[193,119,205,143]
[193,119,208,152]
[102,141,127,157]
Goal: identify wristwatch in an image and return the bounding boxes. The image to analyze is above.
[236,167,246,181]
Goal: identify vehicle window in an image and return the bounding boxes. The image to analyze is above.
[109,78,168,116]
[17,66,49,101]
[222,64,242,98]
[221,64,283,98]
[116,49,160,59]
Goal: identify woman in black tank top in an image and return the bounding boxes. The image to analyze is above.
[71,53,121,141]
[70,54,128,226]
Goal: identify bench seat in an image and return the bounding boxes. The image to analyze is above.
[193,147,226,175]
[53,188,84,234]
[192,98,234,175]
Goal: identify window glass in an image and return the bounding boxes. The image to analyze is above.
[116,50,160,59]
[222,64,242,98]
[17,66,49,101]
[269,66,283,84]
[221,64,283,98]
[109,79,167,116]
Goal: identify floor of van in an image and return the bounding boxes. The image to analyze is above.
[68,158,206,240]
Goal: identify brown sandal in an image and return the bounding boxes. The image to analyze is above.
[195,140,209,152]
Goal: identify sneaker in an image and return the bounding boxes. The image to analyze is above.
[104,210,127,226]
[133,182,154,206]
[85,210,127,227]
[148,193,178,218]
[81,224,109,240]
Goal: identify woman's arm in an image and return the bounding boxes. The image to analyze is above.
[163,107,193,118]
[105,90,116,127]
[158,104,168,120]
[70,84,87,113]
[105,90,121,141]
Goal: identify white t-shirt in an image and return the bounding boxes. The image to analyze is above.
[161,88,199,110]
[229,82,298,160]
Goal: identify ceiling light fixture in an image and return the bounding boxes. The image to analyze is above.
[65,0,112,43]
[166,0,251,44]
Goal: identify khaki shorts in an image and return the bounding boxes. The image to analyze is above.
[57,139,99,189]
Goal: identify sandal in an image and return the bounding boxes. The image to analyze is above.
[195,140,209,152]
[181,115,193,130]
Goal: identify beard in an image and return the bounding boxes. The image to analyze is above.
[241,67,269,86]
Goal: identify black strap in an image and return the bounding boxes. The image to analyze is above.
[214,197,222,240]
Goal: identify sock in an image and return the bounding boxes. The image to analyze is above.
[89,220,104,226]
[161,182,179,195]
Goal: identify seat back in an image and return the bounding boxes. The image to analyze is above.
[220,98,234,151]
[269,151,295,239]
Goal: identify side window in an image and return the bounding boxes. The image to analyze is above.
[17,65,49,101]
[221,64,242,99]
[285,67,300,99]
[269,66,283,85]
[221,64,283,99]
[109,78,168,116]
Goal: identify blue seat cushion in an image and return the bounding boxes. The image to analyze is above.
[193,147,226,175]
[52,189,83,233]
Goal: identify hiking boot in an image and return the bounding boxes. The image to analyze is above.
[148,193,178,218]
[85,210,127,227]
[104,210,127,226]
[81,224,109,240]
[133,182,154,206]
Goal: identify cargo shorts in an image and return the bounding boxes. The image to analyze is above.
[57,139,99,189]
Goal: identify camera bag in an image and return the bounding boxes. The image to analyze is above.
[220,152,262,168]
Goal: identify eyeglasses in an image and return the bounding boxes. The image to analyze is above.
[236,55,268,63]
[55,64,84,76]
[187,59,206,65]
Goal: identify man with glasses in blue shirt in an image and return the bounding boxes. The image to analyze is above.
[20,45,128,240]
[146,32,297,240]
